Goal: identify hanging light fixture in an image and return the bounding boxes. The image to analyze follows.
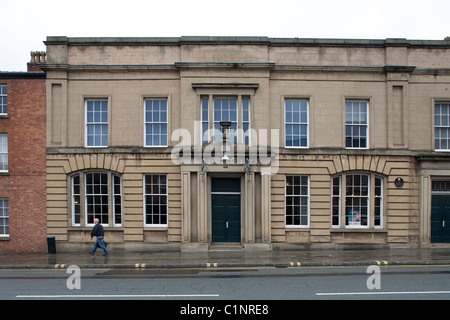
[220,121,231,168]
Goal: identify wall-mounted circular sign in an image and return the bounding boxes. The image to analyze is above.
[394,177,404,188]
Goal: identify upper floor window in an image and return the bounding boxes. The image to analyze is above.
[71,172,122,227]
[435,102,450,151]
[86,99,108,147]
[0,85,6,115]
[345,100,368,149]
[331,173,383,229]
[201,95,251,145]
[285,99,308,148]
[145,98,168,147]
[0,134,7,173]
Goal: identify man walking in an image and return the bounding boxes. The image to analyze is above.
[90,218,109,256]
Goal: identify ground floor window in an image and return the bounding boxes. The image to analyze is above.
[85,172,109,224]
[71,172,122,226]
[331,173,383,228]
[144,174,168,227]
[0,199,8,236]
[285,175,310,227]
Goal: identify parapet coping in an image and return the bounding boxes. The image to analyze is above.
[44,36,450,48]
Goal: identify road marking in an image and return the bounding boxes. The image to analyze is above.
[17,294,220,299]
[316,290,450,296]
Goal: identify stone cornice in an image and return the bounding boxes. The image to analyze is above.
[175,62,275,70]
[40,63,450,77]
[45,36,450,48]
[39,63,178,72]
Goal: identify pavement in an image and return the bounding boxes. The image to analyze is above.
[1,246,450,269]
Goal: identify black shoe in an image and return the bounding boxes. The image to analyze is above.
[90,251,94,255]
[103,253,109,256]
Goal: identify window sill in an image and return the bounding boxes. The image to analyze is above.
[285,226,310,229]
[68,226,124,231]
[144,226,168,230]
[0,235,10,241]
[331,228,386,233]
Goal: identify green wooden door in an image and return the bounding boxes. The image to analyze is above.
[431,195,450,243]
[211,178,241,243]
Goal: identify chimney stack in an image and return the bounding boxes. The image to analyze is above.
[27,51,46,72]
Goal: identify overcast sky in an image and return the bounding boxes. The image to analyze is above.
[1,0,449,71]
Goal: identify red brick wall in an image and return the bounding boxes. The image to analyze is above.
[0,77,47,252]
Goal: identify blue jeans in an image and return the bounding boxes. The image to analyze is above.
[91,236,109,255]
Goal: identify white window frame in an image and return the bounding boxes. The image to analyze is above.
[284,98,309,148]
[85,99,108,148]
[345,173,370,228]
[112,174,122,226]
[143,174,168,227]
[85,172,109,226]
[331,173,384,229]
[213,96,239,143]
[435,102,450,151]
[201,96,209,144]
[374,176,383,228]
[70,172,122,227]
[72,175,81,226]
[0,85,7,116]
[200,95,252,145]
[331,176,341,227]
[0,198,9,237]
[242,97,251,145]
[285,175,310,228]
[144,98,168,147]
[0,134,8,173]
[345,100,369,149]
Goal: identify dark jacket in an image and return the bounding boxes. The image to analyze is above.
[90,223,104,238]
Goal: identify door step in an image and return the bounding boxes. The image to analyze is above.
[209,243,243,251]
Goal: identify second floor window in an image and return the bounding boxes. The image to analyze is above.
[435,102,450,151]
[345,100,368,149]
[145,98,168,147]
[285,99,308,148]
[0,85,6,115]
[201,95,251,145]
[213,97,238,143]
[0,134,7,172]
[86,99,108,147]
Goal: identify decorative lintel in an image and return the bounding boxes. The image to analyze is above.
[191,83,259,91]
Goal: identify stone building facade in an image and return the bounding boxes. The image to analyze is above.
[42,36,450,251]
[0,53,47,252]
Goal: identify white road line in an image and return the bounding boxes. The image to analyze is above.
[17,294,220,298]
[316,290,450,296]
